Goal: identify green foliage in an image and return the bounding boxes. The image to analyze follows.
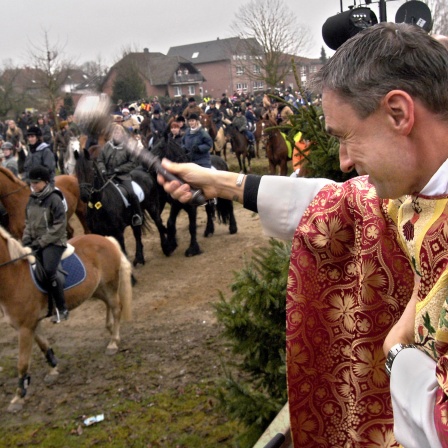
[215,239,291,447]
[112,63,146,104]
[279,62,358,182]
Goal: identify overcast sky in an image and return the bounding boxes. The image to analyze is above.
[3,0,405,68]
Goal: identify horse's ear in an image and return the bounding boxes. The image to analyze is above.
[83,148,91,161]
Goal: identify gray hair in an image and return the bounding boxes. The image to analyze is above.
[313,23,448,119]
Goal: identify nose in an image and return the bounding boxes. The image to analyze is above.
[339,143,355,173]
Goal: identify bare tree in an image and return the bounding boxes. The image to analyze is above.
[230,0,312,88]
[27,31,75,128]
[0,61,30,118]
[424,0,448,35]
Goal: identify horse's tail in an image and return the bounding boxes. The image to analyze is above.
[105,236,133,322]
[216,198,233,225]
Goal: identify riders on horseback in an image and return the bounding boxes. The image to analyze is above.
[232,108,255,157]
[97,124,143,227]
[22,165,69,323]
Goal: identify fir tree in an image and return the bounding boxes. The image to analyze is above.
[215,239,291,447]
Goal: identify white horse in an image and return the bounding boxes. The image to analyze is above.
[64,137,80,175]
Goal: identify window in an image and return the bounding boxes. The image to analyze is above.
[174,86,182,97]
[253,64,261,74]
[188,85,195,95]
[192,52,199,58]
[236,65,244,75]
[253,81,264,91]
[236,83,248,92]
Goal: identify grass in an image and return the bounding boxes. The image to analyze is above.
[1,382,242,447]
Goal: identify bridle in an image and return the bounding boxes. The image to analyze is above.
[0,183,27,200]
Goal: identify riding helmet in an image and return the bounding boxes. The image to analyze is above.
[27,125,42,137]
[29,165,51,183]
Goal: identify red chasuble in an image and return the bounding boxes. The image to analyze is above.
[286,177,414,447]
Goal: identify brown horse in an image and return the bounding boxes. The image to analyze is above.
[260,118,290,176]
[224,124,252,173]
[200,114,227,160]
[0,226,133,412]
[0,167,89,239]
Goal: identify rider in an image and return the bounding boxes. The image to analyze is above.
[21,125,56,186]
[54,120,74,174]
[232,107,255,157]
[22,165,69,323]
[97,124,143,227]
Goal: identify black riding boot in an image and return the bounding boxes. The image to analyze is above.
[129,192,143,227]
[49,276,69,323]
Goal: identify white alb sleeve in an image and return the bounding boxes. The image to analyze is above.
[390,348,441,448]
[257,176,334,241]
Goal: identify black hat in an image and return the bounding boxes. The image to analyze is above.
[27,125,42,137]
[29,165,50,183]
[188,97,196,103]
[188,113,199,120]
[176,115,186,123]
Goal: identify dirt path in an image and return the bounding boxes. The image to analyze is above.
[0,202,270,429]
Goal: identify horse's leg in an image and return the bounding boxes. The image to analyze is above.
[102,289,122,356]
[75,201,90,235]
[131,225,145,267]
[227,200,238,234]
[165,202,181,256]
[34,330,59,384]
[203,201,215,238]
[281,160,288,176]
[145,188,169,256]
[185,206,202,257]
[8,326,34,412]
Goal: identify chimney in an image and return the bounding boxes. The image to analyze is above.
[143,48,149,53]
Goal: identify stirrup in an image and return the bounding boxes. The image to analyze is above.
[132,214,143,227]
[51,309,69,324]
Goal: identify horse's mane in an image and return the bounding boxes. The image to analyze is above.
[151,138,190,164]
[0,225,32,261]
[0,166,27,187]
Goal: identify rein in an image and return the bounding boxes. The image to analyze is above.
[0,183,28,200]
[0,252,32,268]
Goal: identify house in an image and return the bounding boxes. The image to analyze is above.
[100,49,205,100]
[283,56,323,90]
[167,36,265,98]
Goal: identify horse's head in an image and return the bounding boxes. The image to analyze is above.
[74,149,95,203]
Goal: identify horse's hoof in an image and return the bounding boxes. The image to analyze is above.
[229,226,238,235]
[185,247,203,257]
[105,343,119,356]
[8,399,24,413]
[44,369,59,385]
[203,230,214,238]
[132,258,145,267]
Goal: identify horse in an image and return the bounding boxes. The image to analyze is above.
[254,121,266,159]
[74,148,169,266]
[260,118,290,176]
[151,139,237,257]
[224,124,253,174]
[200,114,227,160]
[0,226,133,412]
[64,136,81,175]
[0,167,89,239]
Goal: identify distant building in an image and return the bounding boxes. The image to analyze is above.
[100,49,205,100]
[168,36,266,98]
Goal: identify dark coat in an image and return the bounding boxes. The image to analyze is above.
[23,142,56,185]
[181,126,213,168]
[22,185,67,249]
[97,140,138,181]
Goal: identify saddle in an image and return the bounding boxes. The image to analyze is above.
[114,181,144,208]
[29,244,87,294]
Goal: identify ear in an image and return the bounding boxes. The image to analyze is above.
[383,90,414,136]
